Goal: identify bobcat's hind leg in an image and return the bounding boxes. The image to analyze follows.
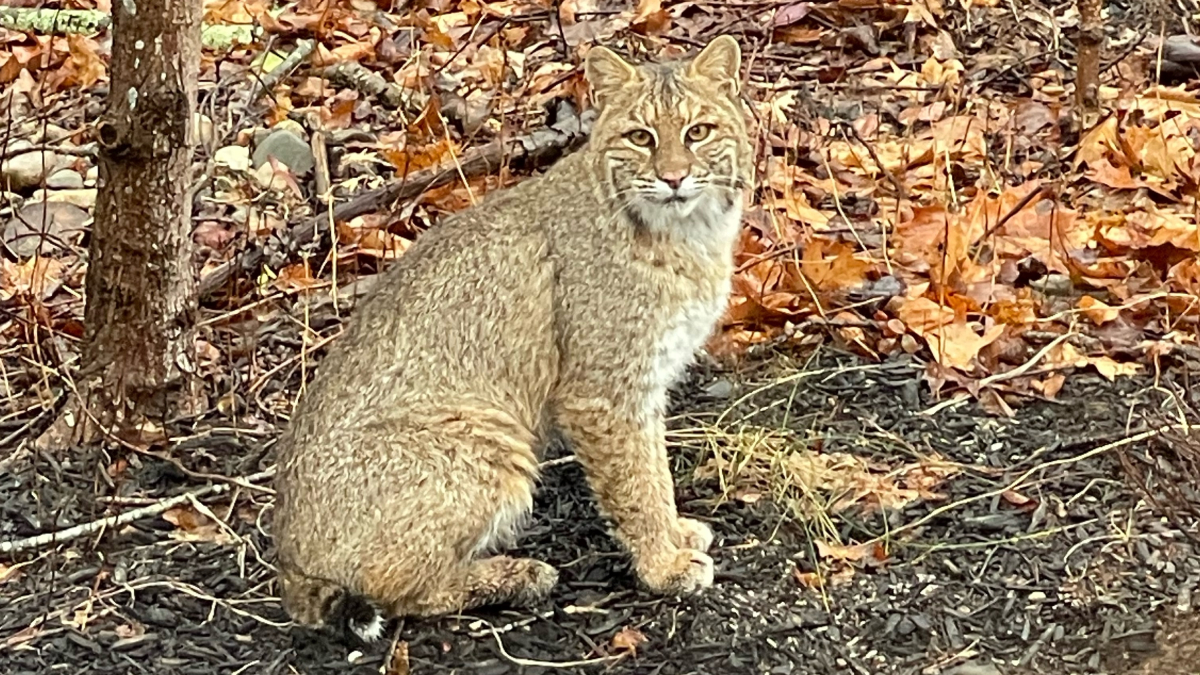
[410,556,559,616]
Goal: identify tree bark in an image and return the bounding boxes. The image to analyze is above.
[1075,0,1102,128]
[39,0,201,449]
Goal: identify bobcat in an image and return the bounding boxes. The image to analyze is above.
[273,35,752,642]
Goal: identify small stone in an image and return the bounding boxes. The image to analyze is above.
[703,379,734,399]
[41,124,72,142]
[3,201,90,256]
[46,169,84,189]
[1031,273,1073,296]
[252,130,314,174]
[32,188,97,209]
[2,150,59,190]
[85,166,99,186]
[273,118,306,138]
[191,113,215,146]
[214,144,252,171]
[329,129,376,145]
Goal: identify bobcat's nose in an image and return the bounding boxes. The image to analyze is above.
[659,170,689,191]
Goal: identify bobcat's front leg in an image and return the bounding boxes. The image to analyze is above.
[555,395,713,594]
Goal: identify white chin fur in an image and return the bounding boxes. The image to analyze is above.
[350,613,386,642]
[631,193,741,246]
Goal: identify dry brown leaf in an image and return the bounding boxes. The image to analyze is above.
[1078,295,1120,325]
[630,0,670,34]
[1034,373,1067,398]
[1001,490,1036,507]
[114,622,145,639]
[815,540,883,563]
[610,625,647,655]
[1088,355,1142,381]
[1075,115,1122,169]
[386,641,410,675]
[161,505,231,544]
[62,35,106,88]
[0,257,66,302]
[801,239,870,292]
[924,321,1006,371]
[274,263,324,293]
[162,505,209,531]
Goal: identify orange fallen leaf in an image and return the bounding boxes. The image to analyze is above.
[793,567,825,588]
[610,626,647,655]
[386,640,410,675]
[1078,295,1120,325]
[815,540,887,563]
[1088,355,1141,381]
[58,35,107,89]
[274,263,324,293]
[1002,490,1035,507]
[0,257,66,302]
[924,321,1005,371]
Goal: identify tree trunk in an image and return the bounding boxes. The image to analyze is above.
[1075,0,1102,128]
[39,0,201,449]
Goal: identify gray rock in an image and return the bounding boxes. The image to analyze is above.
[2,149,59,190]
[252,130,314,175]
[31,188,97,209]
[46,169,85,189]
[3,201,90,256]
[191,113,215,146]
[703,378,735,400]
[41,124,73,142]
[273,119,306,139]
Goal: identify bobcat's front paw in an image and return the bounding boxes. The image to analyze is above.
[674,517,714,552]
[638,548,714,595]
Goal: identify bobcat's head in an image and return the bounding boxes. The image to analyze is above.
[585,36,751,235]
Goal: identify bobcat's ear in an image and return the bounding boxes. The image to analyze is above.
[585,46,638,108]
[687,35,741,96]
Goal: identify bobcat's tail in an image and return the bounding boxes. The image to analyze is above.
[279,564,386,644]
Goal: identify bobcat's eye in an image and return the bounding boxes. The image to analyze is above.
[625,129,655,147]
[686,124,715,143]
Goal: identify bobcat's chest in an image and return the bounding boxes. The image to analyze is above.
[643,278,731,419]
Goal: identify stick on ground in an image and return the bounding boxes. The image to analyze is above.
[0,469,275,556]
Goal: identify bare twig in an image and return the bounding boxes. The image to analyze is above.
[0,469,274,556]
[253,39,316,100]
[321,61,426,113]
[483,620,625,668]
[978,184,1055,242]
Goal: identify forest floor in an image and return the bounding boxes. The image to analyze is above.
[4,0,1200,673]
[2,345,1200,675]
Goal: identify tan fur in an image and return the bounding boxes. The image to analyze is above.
[273,36,752,634]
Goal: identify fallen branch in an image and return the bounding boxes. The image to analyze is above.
[253,39,316,100]
[0,468,275,556]
[199,109,595,297]
[0,8,258,48]
[0,7,109,34]
[322,61,427,114]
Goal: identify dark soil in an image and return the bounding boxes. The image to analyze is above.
[3,339,1199,675]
